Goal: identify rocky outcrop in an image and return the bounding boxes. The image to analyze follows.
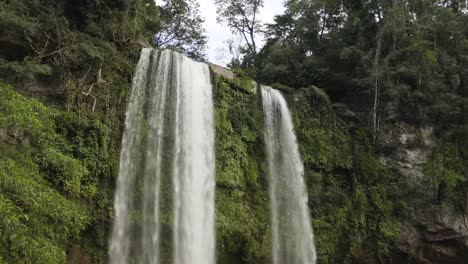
[417,222,468,264]
[209,63,235,80]
[378,121,468,263]
[393,220,468,263]
[209,63,257,94]
[378,122,434,180]
[399,220,468,264]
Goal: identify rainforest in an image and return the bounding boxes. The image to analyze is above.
[0,0,467,263]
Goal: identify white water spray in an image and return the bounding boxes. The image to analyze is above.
[262,86,317,264]
[109,49,215,264]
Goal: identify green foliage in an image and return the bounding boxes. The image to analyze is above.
[425,142,465,205]
[1,2,207,261]
[0,1,195,257]
[213,74,270,263]
[39,147,89,197]
[156,0,207,59]
[0,0,465,262]
[0,0,206,118]
[0,85,54,131]
[228,2,467,260]
[291,90,400,262]
[0,84,115,263]
[215,0,263,56]
[255,0,467,130]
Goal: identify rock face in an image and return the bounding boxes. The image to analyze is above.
[395,213,468,264]
[378,121,468,263]
[378,122,434,180]
[416,221,468,264]
[209,63,235,80]
[209,63,258,94]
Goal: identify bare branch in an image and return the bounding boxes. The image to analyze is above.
[216,0,263,55]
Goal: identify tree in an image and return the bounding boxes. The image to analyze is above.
[215,38,243,67]
[155,0,207,59]
[215,0,263,55]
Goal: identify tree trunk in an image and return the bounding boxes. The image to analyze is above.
[372,30,383,143]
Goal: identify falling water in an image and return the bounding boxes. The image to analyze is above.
[261,86,317,264]
[109,48,215,264]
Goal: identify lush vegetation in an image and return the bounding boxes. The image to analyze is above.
[0,0,207,262]
[290,90,400,262]
[218,0,467,151]
[216,0,467,262]
[0,84,115,262]
[257,0,467,135]
[0,0,466,263]
[213,74,270,263]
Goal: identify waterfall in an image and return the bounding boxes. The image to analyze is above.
[261,86,317,264]
[109,48,216,264]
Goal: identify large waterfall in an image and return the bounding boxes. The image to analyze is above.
[109,48,216,264]
[261,86,317,264]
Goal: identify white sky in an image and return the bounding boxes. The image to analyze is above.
[198,0,285,65]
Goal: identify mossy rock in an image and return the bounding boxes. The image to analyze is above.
[210,64,258,94]
[212,73,270,263]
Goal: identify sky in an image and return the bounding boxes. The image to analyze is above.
[197,0,285,65]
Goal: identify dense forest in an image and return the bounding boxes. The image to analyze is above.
[0,0,467,263]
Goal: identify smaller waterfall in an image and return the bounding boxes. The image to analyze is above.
[261,86,317,264]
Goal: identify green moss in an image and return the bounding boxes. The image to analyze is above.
[210,77,403,262]
[288,87,400,262]
[214,70,257,95]
[213,72,270,263]
[228,76,256,94]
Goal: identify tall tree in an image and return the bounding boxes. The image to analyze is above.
[155,0,207,59]
[215,0,263,55]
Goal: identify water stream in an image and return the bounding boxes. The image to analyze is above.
[262,86,317,264]
[109,49,215,264]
